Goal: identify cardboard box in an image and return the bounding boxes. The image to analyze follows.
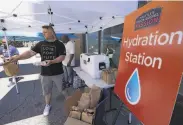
[69,110,81,120]
[64,117,90,125]
[101,68,118,84]
[64,90,83,117]
[81,112,94,124]
[64,89,92,125]
[64,87,102,125]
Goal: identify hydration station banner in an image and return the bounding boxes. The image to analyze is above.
[114,1,183,125]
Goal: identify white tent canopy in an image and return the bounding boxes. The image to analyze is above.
[0,0,138,34]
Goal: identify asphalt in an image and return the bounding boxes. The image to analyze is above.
[0,63,69,125]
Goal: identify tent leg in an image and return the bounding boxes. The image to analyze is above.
[13,76,19,94]
[15,82,19,94]
[128,112,132,124]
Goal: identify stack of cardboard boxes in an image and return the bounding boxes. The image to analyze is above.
[64,86,101,125]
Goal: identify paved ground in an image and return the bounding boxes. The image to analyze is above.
[0,63,70,125]
[0,47,71,125]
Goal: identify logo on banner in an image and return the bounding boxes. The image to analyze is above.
[125,68,141,105]
[135,7,162,30]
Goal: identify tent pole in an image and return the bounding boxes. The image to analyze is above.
[2,28,19,94]
[86,33,88,53]
[49,13,53,24]
[48,6,58,40]
[101,29,104,54]
[3,30,11,58]
[48,6,53,24]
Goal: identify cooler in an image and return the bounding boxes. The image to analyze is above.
[80,53,110,79]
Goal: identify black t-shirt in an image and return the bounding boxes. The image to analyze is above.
[32,40,66,76]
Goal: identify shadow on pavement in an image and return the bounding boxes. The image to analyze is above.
[0,79,68,125]
[0,63,68,125]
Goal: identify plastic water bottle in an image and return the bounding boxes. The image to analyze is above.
[41,61,47,66]
[33,61,47,66]
[33,62,42,66]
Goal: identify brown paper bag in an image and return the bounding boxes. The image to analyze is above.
[78,93,91,110]
[84,109,95,114]
[84,87,91,93]
[89,85,101,108]
[69,111,81,120]
[101,68,117,84]
[72,106,81,111]
[81,112,94,124]
[3,63,19,77]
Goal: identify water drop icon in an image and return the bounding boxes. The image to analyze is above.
[125,68,141,105]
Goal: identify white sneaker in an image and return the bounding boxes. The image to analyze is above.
[8,77,16,87]
[43,104,51,116]
[7,81,15,87]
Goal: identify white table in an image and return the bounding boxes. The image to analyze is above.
[73,67,132,124]
[73,67,115,89]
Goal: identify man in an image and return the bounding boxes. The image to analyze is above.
[0,39,19,59]
[111,39,122,68]
[0,39,19,86]
[61,35,75,87]
[9,25,66,116]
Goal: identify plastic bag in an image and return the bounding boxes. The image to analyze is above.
[73,75,82,89]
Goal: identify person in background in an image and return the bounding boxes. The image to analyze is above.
[61,35,75,87]
[111,38,122,68]
[0,39,19,87]
[9,25,66,116]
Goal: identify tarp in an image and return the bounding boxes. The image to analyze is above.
[0,33,78,41]
[0,0,138,34]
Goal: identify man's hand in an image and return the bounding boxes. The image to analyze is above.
[44,60,53,66]
[46,55,65,65]
[67,62,71,67]
[67,54,74,67]
[9,55,20,63]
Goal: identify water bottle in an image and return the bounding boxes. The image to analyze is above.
[33,62,42,66]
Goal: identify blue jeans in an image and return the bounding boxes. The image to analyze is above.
[63,66,74,84]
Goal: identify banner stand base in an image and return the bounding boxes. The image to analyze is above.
[104,90,132,125]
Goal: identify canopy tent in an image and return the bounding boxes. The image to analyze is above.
[0,33,78,41]
[0,0,138,34]
[0,0,138,94]
[0,36,43,41]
